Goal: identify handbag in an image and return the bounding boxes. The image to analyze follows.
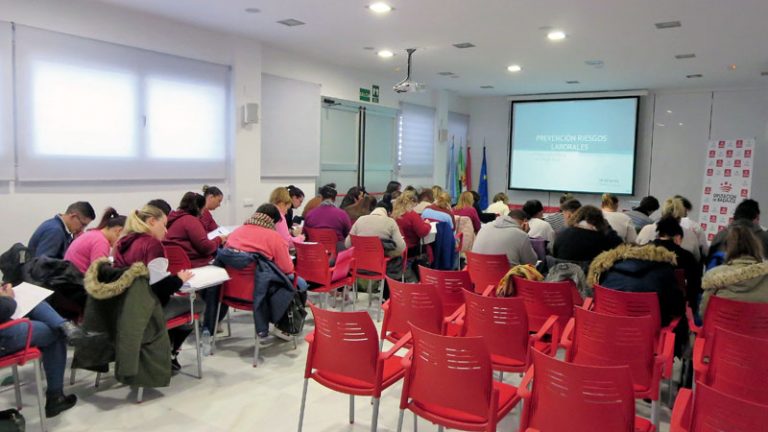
[0,409,25,432]
[275,291,307,336]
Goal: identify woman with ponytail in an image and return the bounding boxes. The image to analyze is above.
[113,205,200,371]
[200,185,224,232]
[601,193,637,243]
[64,207,127,273]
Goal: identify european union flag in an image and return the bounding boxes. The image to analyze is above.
[478,146,489,209]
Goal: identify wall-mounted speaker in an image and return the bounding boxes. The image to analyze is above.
[243,103,259,125]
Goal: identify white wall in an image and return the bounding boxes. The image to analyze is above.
[468,88,768,218]
[0,0,470,252]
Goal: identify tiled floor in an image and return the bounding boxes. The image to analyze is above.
[2,295,673,431]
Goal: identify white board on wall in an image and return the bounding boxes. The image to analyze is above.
[261,73,321,177]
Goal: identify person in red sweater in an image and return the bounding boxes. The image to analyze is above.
[200,185,224,233]
[165,192,227,267]
[393,190,432,259]
[427,191,456,221]
[113,204,199,371]
[453,191,482,233]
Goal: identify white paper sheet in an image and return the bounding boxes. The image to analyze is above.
[11,282,54,320]
[181,265,230,292]
[207,226,231,240]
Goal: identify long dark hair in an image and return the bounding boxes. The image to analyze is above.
[202,185,223,198]
[178,192,205,217]
[96,207,126,230]
[287,185,305,199]
[726,224,764,262]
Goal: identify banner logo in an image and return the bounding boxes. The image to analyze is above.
[719,182,733,193]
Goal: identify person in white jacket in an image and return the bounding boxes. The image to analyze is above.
[637,196,701,262]
[601,193,637,243]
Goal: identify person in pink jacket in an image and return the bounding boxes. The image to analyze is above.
[64,207,126,273]
[269,187,305,249]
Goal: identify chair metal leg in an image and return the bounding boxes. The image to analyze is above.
[253,331,260,368]
[413,411,418,431]
[211,302,224,354]
[297,378,309,432]
[136,387,144,403]
[194,317,203,379]
[11,366,21,410]
[376,280,384,322]
[349,395,355,424]
[367,280,373,308]
[33,360,48,432]
[69,367,77,386]
[437,426,444,432]
[396,409,405,432]
[651,400,660,430]
[226,311,232,337]
[667,377,675,406]
[370,397,380,432]
[95,372,102,388]
[341,285,348,312]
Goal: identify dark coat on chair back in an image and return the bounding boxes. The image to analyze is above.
[73,258,171,388]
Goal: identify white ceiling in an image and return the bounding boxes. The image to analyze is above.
[95,0,768,97]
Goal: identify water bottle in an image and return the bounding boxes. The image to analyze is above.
[201,329,211,356]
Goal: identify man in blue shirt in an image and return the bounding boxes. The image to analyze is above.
[28,201,96,259]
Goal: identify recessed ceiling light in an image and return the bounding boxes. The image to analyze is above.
[277,18,305,27]
[728,64,737,71]
[657,123,666,127]
[655,20,682,29]
[566,80,580,84]
[547,30,567,41]
[368,2,393,13]
[377,50,394,58]
[679,123,684,126]
[244,7,261,13]
[453,42,476,49]
[507,65,522,72]
[666,110,673,114]
[674,53,696,59]
[437,72,454,76]
[363,46,375,51]
[480,85,494,89]
[686,74,703,78]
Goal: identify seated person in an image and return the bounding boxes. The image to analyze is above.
[200,185,224,233]
[269,187,305,249]
[652,217,703,316]
[472,209,537,266]
[523,199,555,251]
[601,193,637,243]
[345,202,406,258]
[113,205,199,371]
[393,190,432,259]
[29,201,96,259]
[303,184,352,250]
[453,191,482,233]
[587,243,685,327]
[165,192,226,267]
[485,192,511,218]
[285,185,305,225]
[0,283,100,417]
[421,192,455,228]
[624,195,660,233]
[64,207,126,273]
[554,205,622,265]
[413,188,434,214]
[543,193,574,233]
[637,197,702,262]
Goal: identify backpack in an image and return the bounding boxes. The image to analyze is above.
[275,290,307,335]
[0,243,32,285]
[0,409,25,432]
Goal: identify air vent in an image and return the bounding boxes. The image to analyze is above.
[675,53,696,59]
[363,46,375,51]
[686,74,703,78]
[655,21,681,29]
[244,8,261,13]
[566,80,580,84]
[450,75,460,79]
[761,71,768,76]
[480,85,494,89]
[437,72,454,76]
[277,18,306,27]
[584,60,604,67]
[453,42,476,49]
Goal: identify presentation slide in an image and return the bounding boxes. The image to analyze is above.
[509,97,638,194]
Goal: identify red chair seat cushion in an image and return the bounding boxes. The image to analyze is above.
[166,313,200,330]
[491,354,526,370]
[0,347,42,368]
[411,381,519,426]
[313,355,405,395]
[634,417,655,432]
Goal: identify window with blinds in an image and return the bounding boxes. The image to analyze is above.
[398,102,435,176]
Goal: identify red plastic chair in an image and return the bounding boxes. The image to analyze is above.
[519,349,656,432]
[458,290,558,377]
[0,319,47,431]
[671,382,768,432]
[298,305,409,432]
[693,326,768,404]
[514,277,579,341]
[561,308,673,429]
[592,284,680,337]
[418,266,472,318]
[211,264,276,367]
[294,242,354,311]
[689,296,768,357]
[465,251,510,294]
[304,227,339,261]
[381,278,446,348]
[396,324,521,432]
[350,235,392,321]
[163,244,191,274]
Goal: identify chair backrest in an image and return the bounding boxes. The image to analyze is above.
[419,266,472,317]
[304,227,339,260]
[529,237,547,261]
[688,382,768,432]
[407,324,493,420]
[350,235,386,275]
[521,349,638,432]
[455,215,475,252]
[705,327,768,404]
[163,244,191,274]
[567,308,657,388]
[702,296,768,341]
[221,264,256,309]
[308,304,380,385]
[462,290,530,363]
[293,242,331,286]
[593,284,663,331]
[384,278,444,339]
[465,251,511,294]
[514,277,577,331]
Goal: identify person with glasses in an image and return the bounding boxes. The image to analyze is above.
[28,201,96,259]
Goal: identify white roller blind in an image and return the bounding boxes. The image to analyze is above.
[14,25,229,181]
[0,22,12,180]
[261,73,320,177]
[398,102,435,176]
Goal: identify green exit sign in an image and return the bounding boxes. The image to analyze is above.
[359,88,370,102]
[359,85,380,103]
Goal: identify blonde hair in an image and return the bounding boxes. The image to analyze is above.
[123,205,165,235]
[661,197,686,220]
[492,193,509,204]
[435,192,452,210]
[454,191,474,210]
[432,185,445,201]
[601,193,618,211]
[392,190,418,219]
[269,187,292,206]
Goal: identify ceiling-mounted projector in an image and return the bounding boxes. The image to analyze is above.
[393,48,426,93]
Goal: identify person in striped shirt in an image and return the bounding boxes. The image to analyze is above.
[544,193,575,234]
